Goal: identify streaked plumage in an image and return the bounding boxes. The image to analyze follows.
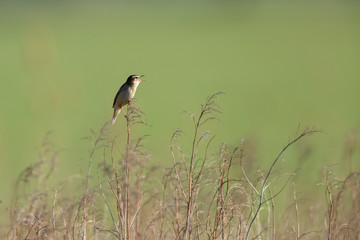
[112,75,144,125]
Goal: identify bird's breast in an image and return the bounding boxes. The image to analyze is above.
[128,85,138,99]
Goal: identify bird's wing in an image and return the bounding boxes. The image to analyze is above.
[112,83,126,108]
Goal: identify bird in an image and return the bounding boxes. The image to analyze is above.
[112,75,144,125]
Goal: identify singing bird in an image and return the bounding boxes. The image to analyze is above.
[112,75,144,125]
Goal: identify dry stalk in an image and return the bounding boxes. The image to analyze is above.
[101,102,147,240]
[181,92,223,240]
[245,129,319,240]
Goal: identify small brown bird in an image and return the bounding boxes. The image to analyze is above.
[112,75,144,125]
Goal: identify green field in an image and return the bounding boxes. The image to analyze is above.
[0,1,360,238]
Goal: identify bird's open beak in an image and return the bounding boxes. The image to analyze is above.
[139,75,145,81]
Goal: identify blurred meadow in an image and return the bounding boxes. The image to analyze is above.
[0,0,360,238]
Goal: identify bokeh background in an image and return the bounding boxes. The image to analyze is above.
[0,0,359,220]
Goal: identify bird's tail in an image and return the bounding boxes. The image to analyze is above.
[112,107,121,125]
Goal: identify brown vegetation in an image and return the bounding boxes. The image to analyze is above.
[5,93,360,240]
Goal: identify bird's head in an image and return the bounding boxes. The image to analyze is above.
[126,75,144,86]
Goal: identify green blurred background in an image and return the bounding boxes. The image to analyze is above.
[0,0,359,212]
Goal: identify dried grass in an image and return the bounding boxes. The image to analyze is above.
[4,94,360,240]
